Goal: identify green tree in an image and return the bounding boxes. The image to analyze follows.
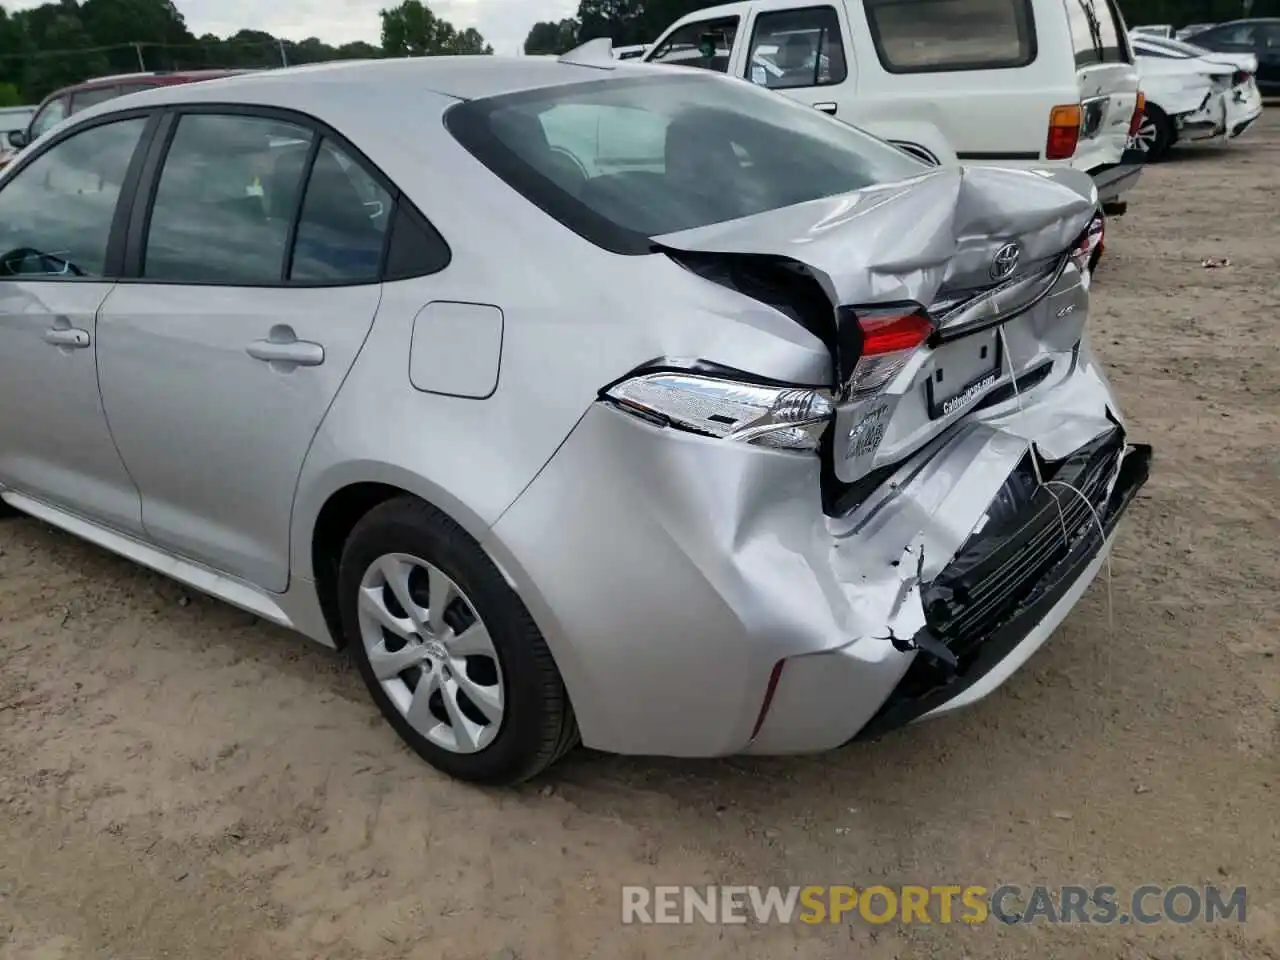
[379,0,493,56]
[79,0,192,72]
[576,0,646,45]
[13,3,109,100]
[524,18,580,54]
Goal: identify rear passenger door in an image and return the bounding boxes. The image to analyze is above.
[95,108,394,593]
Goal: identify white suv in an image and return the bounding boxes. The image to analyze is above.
[644,0,1145,215]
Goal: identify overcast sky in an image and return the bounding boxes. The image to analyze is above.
[12,0,578,57]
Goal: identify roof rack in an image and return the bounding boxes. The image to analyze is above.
[86,71,160,83]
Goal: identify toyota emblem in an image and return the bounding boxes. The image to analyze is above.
[990,242,1021,281]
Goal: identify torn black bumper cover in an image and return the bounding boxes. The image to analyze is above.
[857,430,1152,739]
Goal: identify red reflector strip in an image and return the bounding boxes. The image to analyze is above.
[858,311,934,356]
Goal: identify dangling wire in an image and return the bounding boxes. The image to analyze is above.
[1045,476,1116,661]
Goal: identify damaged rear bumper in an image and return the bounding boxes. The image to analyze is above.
[486,340,1149,759]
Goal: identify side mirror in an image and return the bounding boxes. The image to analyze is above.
[7,129,27,149]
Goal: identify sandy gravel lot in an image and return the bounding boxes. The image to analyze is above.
[2,114,1278,960]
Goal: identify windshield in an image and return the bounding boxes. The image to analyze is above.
[445,73,928,254]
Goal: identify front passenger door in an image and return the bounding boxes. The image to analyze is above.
[96,111,391,593]
[0,115,152,532]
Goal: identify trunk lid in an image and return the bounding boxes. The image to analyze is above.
[653,163,1098,496]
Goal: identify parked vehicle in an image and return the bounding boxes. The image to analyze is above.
[0,106,35,169]
[1131,23,1174,38]
[1130,34,1263,159]
[7,70,253,152]
[1176,22,1217,40]
[0,56,1149,784]
[640,0,1145,217]
[1178,19,1280,95]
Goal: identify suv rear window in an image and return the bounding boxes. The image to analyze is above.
[445,74,927,254]
[1067,0,1131,65]
[864,0,1036,72]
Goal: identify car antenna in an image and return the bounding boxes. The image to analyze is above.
[557,37,620,70]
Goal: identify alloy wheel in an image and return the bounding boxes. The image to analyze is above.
[356,552,504,754]
[1134,115,1159,154]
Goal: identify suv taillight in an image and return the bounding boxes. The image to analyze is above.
[1046,104,1082,160]
[1128,92,1145,140]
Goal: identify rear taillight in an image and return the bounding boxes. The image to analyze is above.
[603,367,834,451]
[1070,212,1105,277]
[1046,104,1082,160]
[1231,69,1250,86]
[1128,91,1146,139]
[845,308,934,399]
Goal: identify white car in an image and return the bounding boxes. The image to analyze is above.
[642,0,1144,216]
[1131,24,1174,38]
[1130,33,1263,159]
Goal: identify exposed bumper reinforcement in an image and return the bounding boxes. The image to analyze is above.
[856,440,1152,739]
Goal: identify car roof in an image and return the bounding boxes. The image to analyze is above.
[105,56,665,112]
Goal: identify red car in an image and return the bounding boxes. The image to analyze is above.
[6,69,253,154]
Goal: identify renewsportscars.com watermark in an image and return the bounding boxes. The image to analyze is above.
[622,884,1248,926]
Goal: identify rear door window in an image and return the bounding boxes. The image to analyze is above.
[864,0,1036,72]
[142,113,315,284]
[70,85,122,114]
[745,7,848,89]
[1066,0,1131,65]
[288,138,392,283]
[647,16,740,72]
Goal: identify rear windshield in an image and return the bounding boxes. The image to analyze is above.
[1067,0,1131,65]
[444,74,928,254]
[864,0,1036,73]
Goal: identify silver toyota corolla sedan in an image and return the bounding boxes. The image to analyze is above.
[0,52,1150,784]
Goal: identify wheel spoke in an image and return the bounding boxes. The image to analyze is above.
[405,666,441,731]
[427,566,456,639]
[448,621,494,657]
[377,555,429,636]
[358,586,416,642]
[441,676,484,752]
[452,665,503,723]
[367,637,431,680]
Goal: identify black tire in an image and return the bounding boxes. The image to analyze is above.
[1136,104,1175,162]
[337,495,578,785]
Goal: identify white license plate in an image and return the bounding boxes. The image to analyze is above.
[925,328,1003,419]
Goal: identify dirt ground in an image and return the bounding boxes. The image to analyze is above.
[2,117,1278,960]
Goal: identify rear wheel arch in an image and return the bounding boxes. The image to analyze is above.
[329,491,580,782]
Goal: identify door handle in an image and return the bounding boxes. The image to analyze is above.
[814,101,838,115]
[43,327,90,348]
[246,338,325,367]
